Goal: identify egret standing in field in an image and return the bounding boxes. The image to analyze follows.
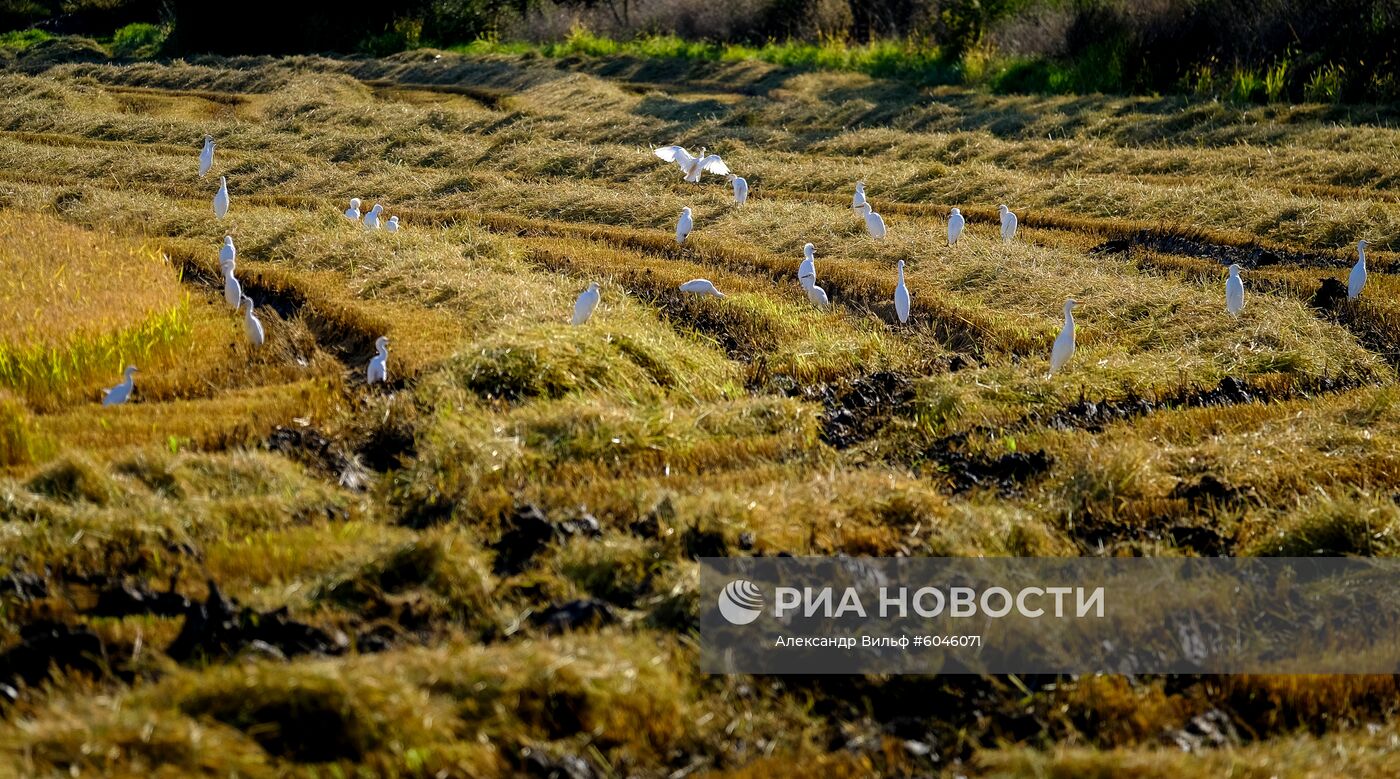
[676,207,693,244]
[1225,264,1244,316]
[805,280,830,307]
[894,260,910,324]
[102,366,138,406]
[947,207,965,246]
[572,282,601,325]
[653,146,729,183]
[861,204,887,240]
[345,198,362,221]
[798,243,816,287]
[198,135,214,178]
[679,279,725,297]
[240,295,265,347]
[999,204,1018,244]
[1048,299,1079,377]
[367,336,389,384]
[1349,240,1369,300]
[213,176,229,219]
[222,261,242,309]
[364,204,383,230]
[727,174,748,205]
[219,235,236,268]
[386,215,400,232]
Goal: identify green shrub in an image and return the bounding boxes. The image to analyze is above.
[111,23,165,58]
[1304,63,1346,103]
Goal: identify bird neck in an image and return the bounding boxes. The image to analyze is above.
[1064,308,1074,326]
[897,265,905,282]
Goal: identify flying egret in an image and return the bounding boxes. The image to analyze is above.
[679,279,725,298]
[345,198,362,221]
[727,174,748,205]
[999,204,1018,244]
[213,176,229,219]
[572,282,601,325]
[862,205,887,240]
[798,243,816,287]
[102,365,138,406]
[653,145,729,182]
[1225,264,1244,316]
[198,135,214,178]
[386,216,400,232]
[222,263,242,309]
[219,235,236,268]
[676,207,693,244]
[240,295,265,346]
[852,180,867,213]
[1048,299,1079,377]
[1349,240,1369,300]
[948,208,965,246]
[367,336,389,384]
[894,260,910,324]
[364,203,383,230]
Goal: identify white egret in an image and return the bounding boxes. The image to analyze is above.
[198,135,214,178]
[798,243,816,287]
[219,235,236,269]
[676,207,693,244]
[240,295,265,346]
[364,203,383,230]
[1349,240,1369,300]
[727,174,748,205]
[805,281,829,307]
[572,282,601,325]
[1225,264,1244,316]
[862,205,886,240]
[679,279,725,298]
[222,262,242,309]
[894,260,910,324]
[213,176,229,219]
[345,198,361,221]
[1048,299,1079,377]
[385,216,400,232]
[367,336,389,384]
[653,145,729,182]
[102,365,138,406]
[999,204,1018,244]
[852,180,867,213]
[947,208,965,246]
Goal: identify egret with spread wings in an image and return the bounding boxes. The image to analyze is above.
[654,145,730,182]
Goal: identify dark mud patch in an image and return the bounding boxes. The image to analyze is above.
[532,599,618,634]
[1310,277,1350,309]
[166,581,348,663]
[804,371,916,449]
[266,425,371,491]
[0,620,106,692]
[1039,376,1270,433]
[492,504,602,576]
[1091,229,1340,269]
[89,579,191,618]
[925,442,1053,495]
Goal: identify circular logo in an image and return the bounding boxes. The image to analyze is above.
[718,579,764,625]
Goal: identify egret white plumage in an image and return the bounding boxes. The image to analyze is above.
[222,262,242,309]
[345,198,361,221]
[852,180,867,213]
[679,278,725,298]
[572,282,601,325]
[102,365,138,406]
[1349,240,1369,300]
[240,295,265,346]
[728,174,749,205]
[364,203,383,230]
[894,260,910,324]
[798,243,816,286]
[862,205,886,240]
[386,216,400,232]
[999,204,1018,244]
[1225,264,1244,316]
[1048,299,1079,377]
[805,281,829,307]
[213,176,229,219]
[676,207,693,244]
[653,146,729,182]
[947,208,965,246]
[198,135,214,178]
[219,235,236,268]
[367,336,389,384]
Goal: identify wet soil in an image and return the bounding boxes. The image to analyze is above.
[1091,229,1341,269]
